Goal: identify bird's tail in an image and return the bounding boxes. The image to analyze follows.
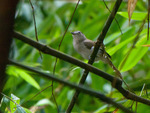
[107,59,131,90]
[107,60,122,79]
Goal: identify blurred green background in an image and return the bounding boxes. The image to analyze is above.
[1,0,150,112]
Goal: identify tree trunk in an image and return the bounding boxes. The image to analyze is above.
[0,0,19,100]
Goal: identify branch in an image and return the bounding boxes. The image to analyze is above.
[67,0,123,112]
[12,31,150,106]
[90,0,122,64]
[8,59,134,113]
[103,0,123,35]
[28,0,42,59]
[13,31,121,85]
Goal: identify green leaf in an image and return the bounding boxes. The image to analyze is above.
[104,27,134,45]
[35,98,54,107]
[7,66,40,90]
[107,29,147,55]
[10,94,31,113]
[107,35,135,55]
[17,69,41,90]
[120,47,148,72]
[10,94,20,113]
[119,35,149,72]
[15,105,26,113]
[23,108,32,113]
[6,66,19,77]
[0,96,9,111]
[117,12,147,20]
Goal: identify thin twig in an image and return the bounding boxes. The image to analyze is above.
[135,101,137,113]
[29,0,56,110]
[51,0,80,112]
[51,81,59,112]
[8,60,134,113]
[28,0,42,59]
[29,0,58,111]
[140,84,146,96]
[0,93,22,108]
[103,0,123,35]
[22,84,52,106]
[135,83,146,113]
[59,0,80,48]
[145,85,150,99]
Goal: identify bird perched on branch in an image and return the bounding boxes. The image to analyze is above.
[71,31,123,80]
[71,31,132,90]
[71,31,111,63]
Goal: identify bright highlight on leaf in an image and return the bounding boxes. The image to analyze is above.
[10,94,29,113]
[119,35,148,72]
[117,12,147,21]
[128,0,137,22]
[7,66,41,90]
[10,94,20,113]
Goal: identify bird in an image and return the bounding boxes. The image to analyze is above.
[71,31,132,90]
[71,31,111,63]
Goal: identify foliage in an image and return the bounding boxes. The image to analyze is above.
[1,0,150,113]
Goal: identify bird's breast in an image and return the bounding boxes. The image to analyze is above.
[73,40,92,60]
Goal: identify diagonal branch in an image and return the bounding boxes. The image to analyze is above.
[67,0,123,112]
[12,31,150,106]
[103,0,123,35]
[13,31,121,84]
[8,59,134,113]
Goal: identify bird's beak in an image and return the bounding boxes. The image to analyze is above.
[71,32,76,35]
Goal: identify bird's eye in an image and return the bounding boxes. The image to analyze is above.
[78,31,81,34]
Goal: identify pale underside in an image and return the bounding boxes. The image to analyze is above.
[73,38,110,63]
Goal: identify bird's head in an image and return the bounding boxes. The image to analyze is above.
[71,31,86,41]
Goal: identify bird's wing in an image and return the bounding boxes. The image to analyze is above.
[83,39,95,50]
[84,39,111,59]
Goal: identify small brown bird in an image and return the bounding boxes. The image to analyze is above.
[71,31,131,89]
[71,31,111,63]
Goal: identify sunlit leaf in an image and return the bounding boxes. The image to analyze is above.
[16,105,26,113]
[107,35,135,55]
[117,12,147,20]
[0,96,9,111]
[119,35,149,72]
[35,99,54,107]
[104,27,134,45]
[7,66,40,90]
[17,69,41,90]
[10,94,20,113]
[23,108,32,113]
